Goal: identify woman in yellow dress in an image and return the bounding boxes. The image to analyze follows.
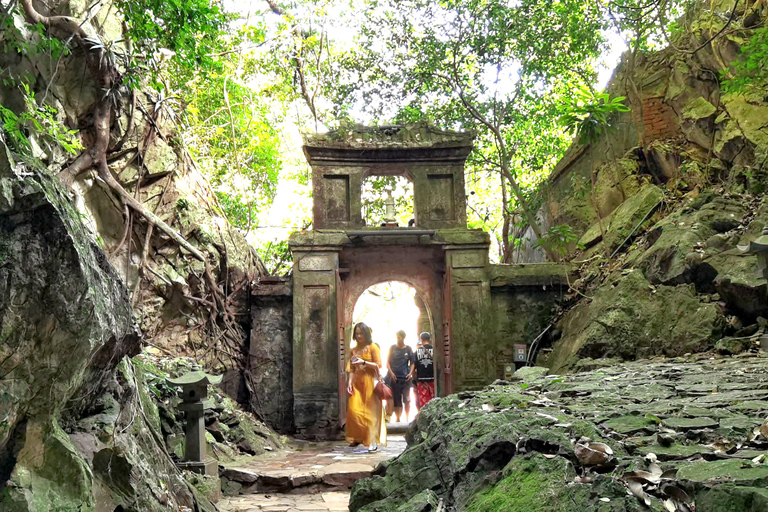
[346,322,387,451]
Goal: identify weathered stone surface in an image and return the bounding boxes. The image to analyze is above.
[351,355,768,512]
[602,184,665,252]
[636,194,747,285]
[541,269,723,373]
[249,288,293,433]
[0,163,218,510]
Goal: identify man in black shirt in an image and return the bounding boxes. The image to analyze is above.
[414,332,435,408]
[387,330,415,422]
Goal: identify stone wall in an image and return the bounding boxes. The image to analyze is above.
[249,280,294,433]
[488,264,569,377]
[516,0,768,264]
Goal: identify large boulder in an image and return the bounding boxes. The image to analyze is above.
[541,269,723,374]
[635,194,747,286]
[0,145,139,467]
[0,149,213,510]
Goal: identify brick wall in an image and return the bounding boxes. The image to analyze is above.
[640,96,680,141]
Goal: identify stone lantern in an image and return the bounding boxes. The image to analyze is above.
[167,365,222,475]
[383,188,397,225]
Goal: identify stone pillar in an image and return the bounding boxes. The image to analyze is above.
[445,246,493,391]
[181,405,206,461]
[291,250,340,438]
[414,293,431,338]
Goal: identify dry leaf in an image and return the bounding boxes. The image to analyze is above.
[661,484,691,505]
[622,470,660,485]
[648,461,663,479]
[627,479,651,507]
[661,468,679,479]
[575,442,613,466]
[536,412,559,422]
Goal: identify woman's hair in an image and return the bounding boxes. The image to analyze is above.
[353,322,373,346]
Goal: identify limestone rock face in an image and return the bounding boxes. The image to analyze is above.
[0,146,139,457]
[0,151,213,510]
[542,269,723,374]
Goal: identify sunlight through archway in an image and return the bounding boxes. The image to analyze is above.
[352,281,423,423]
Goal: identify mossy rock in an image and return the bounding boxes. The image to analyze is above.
[464,454,642,512]
[695,486,768,512]
[544,269,723,373]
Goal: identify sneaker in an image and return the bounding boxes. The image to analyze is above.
[368,442,378,452]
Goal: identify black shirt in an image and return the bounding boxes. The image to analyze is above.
[388,345,415,378]
[414,344,434,381]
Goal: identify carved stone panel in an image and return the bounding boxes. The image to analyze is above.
[428,174,455,221]
[298,254,335,272]
[452,280,493,390]
[323,175,350,222]
[303,285,330,368]
[452,251,486,269]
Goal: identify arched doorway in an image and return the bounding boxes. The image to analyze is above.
[349,281,434,423]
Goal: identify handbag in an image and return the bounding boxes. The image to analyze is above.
[374,378,393,400]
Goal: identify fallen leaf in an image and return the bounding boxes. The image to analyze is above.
[648,461,663,479]
[481,403,496,412]
[627,479,651,507]
[622,470,660,485]
[661,468,679,479]
[575,442,614,466]
[661,483,691,504]
[536,412,559,422]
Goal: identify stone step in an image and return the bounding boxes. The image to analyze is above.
[220,462,374,494]
[219,436,406,496]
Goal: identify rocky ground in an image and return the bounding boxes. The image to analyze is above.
[216,436,407,511]
[351,353,768,512]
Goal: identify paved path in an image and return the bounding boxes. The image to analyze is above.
[218,434,407,511]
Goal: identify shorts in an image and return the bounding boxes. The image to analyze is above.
[392,378,411,408]
[416,381,435,408]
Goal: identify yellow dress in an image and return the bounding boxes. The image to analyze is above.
[345,343,387,446]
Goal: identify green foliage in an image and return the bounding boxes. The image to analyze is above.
[558,88,630,145]
[0,84,82,156]
[115,0,229,81]
[535,224,583,257]
[182,51,283,234]
[602,0,696,52]
[342,0,605,261]
[255,239,292,276]
[722,26,768,97]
